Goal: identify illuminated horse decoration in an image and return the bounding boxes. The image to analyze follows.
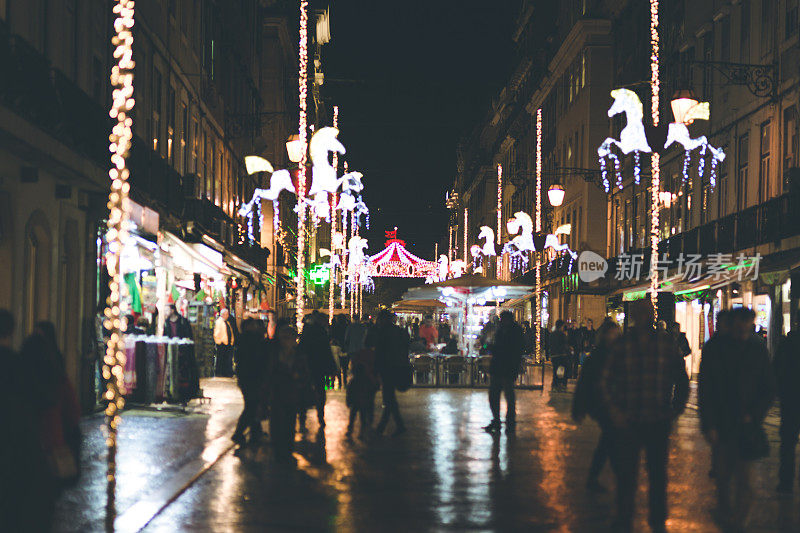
[597,88,725,192]
[429,255,466,283]
[347,236,370,292]
[238,126,370,238]
[597,88,652,191]
[502,211,577,273]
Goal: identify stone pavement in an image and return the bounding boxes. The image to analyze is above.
[54,378,242,533]
[129,385,797,533]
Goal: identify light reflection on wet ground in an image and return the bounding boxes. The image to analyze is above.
[140,386,797,532]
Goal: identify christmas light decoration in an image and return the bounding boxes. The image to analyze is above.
[478,226,496,256]
[105,0,134,528]
[296,0,309,332]
[329,105,338,325]
[367,234,438,278]
[463,208,468,263]
[535,108,542,363]
[650,0,659,320]
[497,164,502,278]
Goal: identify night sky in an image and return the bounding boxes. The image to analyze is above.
[324,0,519,260]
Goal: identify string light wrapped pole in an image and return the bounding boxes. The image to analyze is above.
[535,108,542,364]
[105,1,135,529]
[496,164,502,279]
[329,105,338,325]
[296,0,309,332]
[341,161,349,310]
[649,0,660,322]
[463,208,468,264]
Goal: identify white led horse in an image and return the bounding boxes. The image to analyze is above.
[478,226,496,256]
[598,89,652,157]
[437,255,449,281]
[505,212,535,252]
[238,169,294,216]
[664,101,726,186]
[309,127,346,197]
[597,89,652,191]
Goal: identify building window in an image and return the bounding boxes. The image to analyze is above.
[720,16,731,62]
[181,104,189,174]
[740,0,750,62]
[718,144,728,217]
[152,67,162,153]
[788,0,799,39]
[759,121,772,203]
[784,107,798,192]
[762,0,774,54]
[167,86,175,164]
[737,133,749,210]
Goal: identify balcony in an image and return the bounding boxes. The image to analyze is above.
[610,193,800,273]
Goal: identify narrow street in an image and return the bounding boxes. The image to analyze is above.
[56,378,799,532]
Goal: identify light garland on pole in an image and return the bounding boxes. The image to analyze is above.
[341,161,349,310]
[296,0,309,332]
[329,105,338,325]
[649,0,660,322]
[496,164,502,279]
[105,0,134,529]
[463,208,468,264]
[535,108,542,364]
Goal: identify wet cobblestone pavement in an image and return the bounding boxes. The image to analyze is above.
[54,379,242,532]
[57,379,800,532]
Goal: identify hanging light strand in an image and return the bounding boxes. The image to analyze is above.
[497,164,503,278]
[535,108,542,364]
[296,0,309,332]
[105,1,135,529]
[649,0,660,322]
[329,105,339,324]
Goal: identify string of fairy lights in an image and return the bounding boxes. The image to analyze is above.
[329,105,339,325]
[296,0,309,331]
[535,108,542,364]
[649,0,660,321]
[105,0,135,529]
[496,164,503,279]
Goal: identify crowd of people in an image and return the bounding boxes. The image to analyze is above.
[225,309,414,459]
[4,297,800,532]
[569,302,788,532]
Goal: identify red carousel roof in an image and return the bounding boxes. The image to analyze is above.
[367,230,437,278]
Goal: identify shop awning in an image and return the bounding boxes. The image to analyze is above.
[163,232,232,279]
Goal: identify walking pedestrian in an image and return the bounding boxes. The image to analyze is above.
[366,310,410,436]
[298,311,337,433]
[345,346,379,440]
[419,316,438,350]
[572,318,621,492]
[483,311,525,435]
[268,319,310,463]
[20,321,82,532]
[231,318,269,447]
[699,307,775,529]
[775,317,800,493]
[214,308,236,377]
[601,300,689,533]
[344,316,368,386]
[549,320,569,391]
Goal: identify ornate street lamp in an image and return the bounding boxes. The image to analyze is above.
[547,183,565,207]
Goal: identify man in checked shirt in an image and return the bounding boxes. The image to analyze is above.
[601,299,689,533]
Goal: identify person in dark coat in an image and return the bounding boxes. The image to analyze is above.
[232,319,269,446]
[164,304,192,338]
[700,307,775,527]
[19,321,81,532]
[483,311,525,435]
[268,319,310,462]
[298,311,337,432]
[345,346,379,440]
[775,320,800,493]
[572,318,621,491]
[601,300,689,533]
[366,310,409,436]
